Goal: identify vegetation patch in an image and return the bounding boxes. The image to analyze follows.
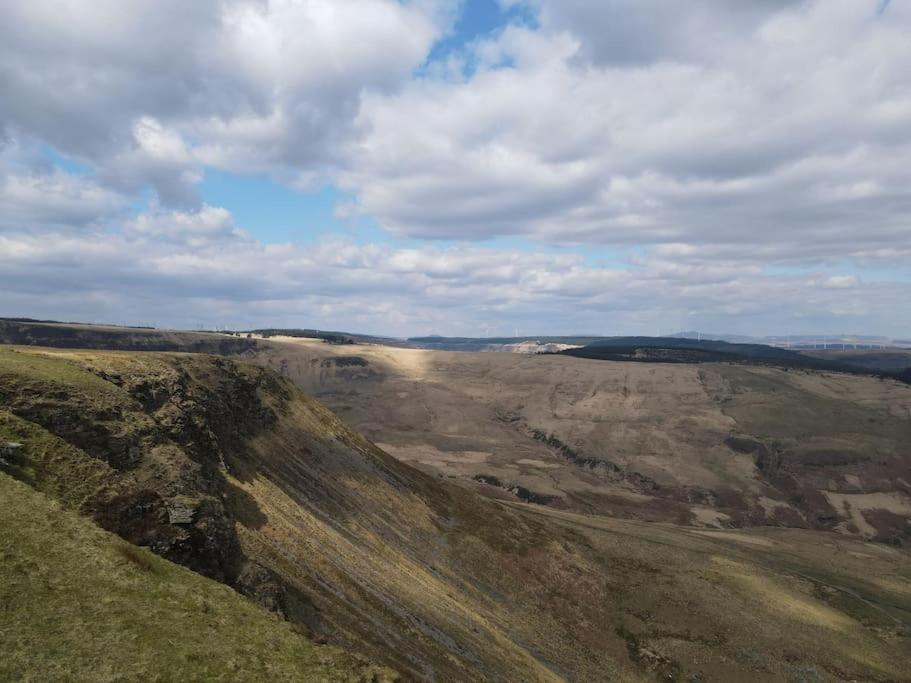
[0,473,395,682]
[0,410,115,510]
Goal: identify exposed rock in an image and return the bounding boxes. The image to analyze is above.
[166,497,198,525]
[0,441,24,466]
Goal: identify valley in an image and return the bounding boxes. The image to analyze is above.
[1,326,910,681]
[252,336,911,543]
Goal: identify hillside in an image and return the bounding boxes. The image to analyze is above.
[0,318,257,354]
[559,337,901,376]
[253,337,911,543]
[0,473,393,682]
[802,348,911,373]
[2,343,910,681]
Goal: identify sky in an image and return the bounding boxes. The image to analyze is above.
[1,0,909,338]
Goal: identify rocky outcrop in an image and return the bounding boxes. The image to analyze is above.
[0,353,286,610]
[0,441,23,464]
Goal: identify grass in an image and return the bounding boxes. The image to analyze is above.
[0,473,396,682]
[0,347,121,394]
[0,410,115,510]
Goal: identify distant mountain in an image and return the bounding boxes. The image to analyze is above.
[670,330,909,349]
[560,336,911,385]
[408,335,606,351]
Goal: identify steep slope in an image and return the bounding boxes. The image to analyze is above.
[0,473,392,682]
[0,347,618,680]
[2,346,909,681]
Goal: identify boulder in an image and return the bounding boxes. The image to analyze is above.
[0,441,24,466]
[166,497,198,525]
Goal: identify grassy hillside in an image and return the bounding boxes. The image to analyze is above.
[2,345,910,681]
[803,348,911,372]
[0,473,393,682]
[0,318,256,354]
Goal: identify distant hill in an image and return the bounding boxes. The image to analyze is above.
[0,318,256,354]
[671,330,909,350]
[408,335,605,351]
[559,336,911,384]
[802,348,911,372]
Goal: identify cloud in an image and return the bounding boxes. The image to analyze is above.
[517,0,802,66]
[1,198,908,336]
[0,167,126,231]
[126,205,246,247]
[822,275,859,289]
[0,0,449,204]
[1,1,909,336]
[340,0,911,265]
[101,118,202,209]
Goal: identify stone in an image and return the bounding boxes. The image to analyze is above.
[165,497,197,525]
[0,442,24,466]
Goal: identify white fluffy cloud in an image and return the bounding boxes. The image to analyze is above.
[1,195,907,336]
[1,0,909,335]
[342,0,911,264]
[0,0,449,201]
[126,205,245,246]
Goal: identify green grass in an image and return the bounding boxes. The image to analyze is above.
[0,347,120,394]
[0,473,395,682]
[0,410,114,510]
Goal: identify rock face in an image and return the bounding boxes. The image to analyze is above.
[0,441,23,466]
[0,352,281,597]
[165,497,197,525]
